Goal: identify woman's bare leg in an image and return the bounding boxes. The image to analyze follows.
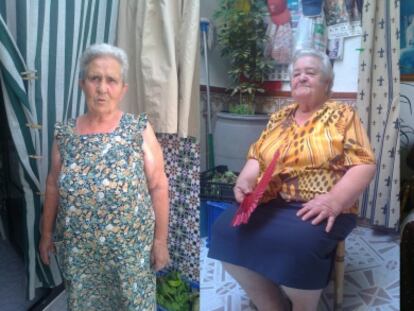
[281,286,322,311]
[222,262,291,311]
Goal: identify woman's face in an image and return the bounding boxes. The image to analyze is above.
[80,56,128,115]
[291,56,329,104]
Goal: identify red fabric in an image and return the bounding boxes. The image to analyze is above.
[232,150,280,226]
[267,0,291,25]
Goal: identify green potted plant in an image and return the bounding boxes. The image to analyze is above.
[213,0,276,114]
[211,0,277,172]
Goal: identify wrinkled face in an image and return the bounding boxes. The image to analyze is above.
[291,56,329,102]
[80,56,128,115]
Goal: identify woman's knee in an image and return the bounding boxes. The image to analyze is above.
[281,286,322,311]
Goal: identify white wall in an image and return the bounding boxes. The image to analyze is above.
[200,0,360,93]
[200,1,232,89]
[329,36,360,92]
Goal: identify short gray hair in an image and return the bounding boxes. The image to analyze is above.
[79,43,129,82]
[289,49,334,94]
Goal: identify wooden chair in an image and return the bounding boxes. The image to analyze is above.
[333,240,346,310]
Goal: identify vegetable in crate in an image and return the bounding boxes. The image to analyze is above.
[208,170,237,198]
[211,171,238,184]
[156,271,197,311]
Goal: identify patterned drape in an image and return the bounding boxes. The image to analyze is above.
[356,0,399,229]
[0,0,119,299]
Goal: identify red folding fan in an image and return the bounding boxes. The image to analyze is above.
[232,150,280,226]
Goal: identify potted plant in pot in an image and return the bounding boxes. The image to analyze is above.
[214,0,276,114]
[212,0,277,172]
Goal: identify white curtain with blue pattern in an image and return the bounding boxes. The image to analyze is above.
[356,0,399,229]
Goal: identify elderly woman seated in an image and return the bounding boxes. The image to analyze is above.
[208,49,376,311]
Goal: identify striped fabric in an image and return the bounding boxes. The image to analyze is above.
[0,0,119,299]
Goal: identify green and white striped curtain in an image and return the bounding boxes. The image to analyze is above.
[0,0,119,299]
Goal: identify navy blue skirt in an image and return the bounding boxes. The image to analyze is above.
[207,197,356,290]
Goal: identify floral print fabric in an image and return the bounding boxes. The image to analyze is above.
[54,113,155,311]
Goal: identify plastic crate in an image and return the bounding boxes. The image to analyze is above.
[206,200,235,248]
[200,166,237,202]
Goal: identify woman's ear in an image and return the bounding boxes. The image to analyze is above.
[120,83,129,100]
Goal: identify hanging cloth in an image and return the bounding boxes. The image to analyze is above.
[265,0,293,64]
[267,0,291,25]
[294,13,328,52]
[116,0,200,138]
[301,0,324,17]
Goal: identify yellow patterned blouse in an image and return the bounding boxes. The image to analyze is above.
[247,101,376,213]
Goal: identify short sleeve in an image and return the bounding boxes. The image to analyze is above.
[54,122,65,155]
[342,107,376,166]
[134,113,148,147]
[247,134,263,161]
[137,113,148,133]
[247,113,277,160]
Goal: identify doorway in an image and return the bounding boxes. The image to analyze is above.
[0,87,53,310]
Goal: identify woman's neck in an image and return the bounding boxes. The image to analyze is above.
[85,110,122,124]
[294,101,325,126]
[77,110,123,134]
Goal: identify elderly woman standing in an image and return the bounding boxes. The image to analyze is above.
[208,49,376,311]
[39,43,170,310]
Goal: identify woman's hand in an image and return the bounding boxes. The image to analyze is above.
[296,193,343,233]
[233,159,260,203]
[39,234,54,265]
[297,164,376,233]
[233,180,254,204]
[151,239,170,272]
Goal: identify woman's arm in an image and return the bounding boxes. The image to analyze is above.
[39,141,61,265]
[325,164,376,211]
[233,159,260,203]
[142,122,170,271]
[298,164,376,232]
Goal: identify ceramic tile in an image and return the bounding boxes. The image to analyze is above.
[158,134,200,283]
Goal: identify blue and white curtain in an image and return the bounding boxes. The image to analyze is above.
[0,0,119,299]
[356,0,399,229]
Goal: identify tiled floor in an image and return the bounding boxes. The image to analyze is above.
[43,291,67,311]
[200,226,400,311]
[0,239,46,311]
[36,226,401,311]
[0,240,30,311]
